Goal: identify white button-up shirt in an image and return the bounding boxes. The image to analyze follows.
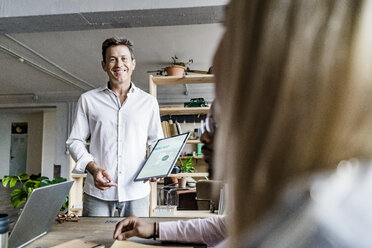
[66,83,163,202]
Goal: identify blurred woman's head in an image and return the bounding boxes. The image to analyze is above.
[213,0,372,243]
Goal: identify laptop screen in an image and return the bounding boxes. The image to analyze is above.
[8,181,73,248]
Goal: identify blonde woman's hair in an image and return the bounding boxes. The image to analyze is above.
[214,0,372,243]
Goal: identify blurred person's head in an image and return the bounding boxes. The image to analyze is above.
[200,102,219,178]
[213,0,372,244]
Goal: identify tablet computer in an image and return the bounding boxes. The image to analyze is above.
[134,132,190,181]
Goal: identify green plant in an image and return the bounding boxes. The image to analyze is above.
[171,56,193,67]
[2,173,67,211]
[179,157,195,173]
[147,56,195,75]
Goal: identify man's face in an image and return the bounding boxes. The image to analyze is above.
[101,45,136,86]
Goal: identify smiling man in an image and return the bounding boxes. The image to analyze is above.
[66,37,163,217]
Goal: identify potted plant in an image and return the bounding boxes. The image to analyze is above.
[178,157,195,188]
[2,173,68,214]
[165,56,193,76]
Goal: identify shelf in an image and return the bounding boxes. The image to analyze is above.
[169,172,209,178]
[149,74,214,98]
[151,74,214,85]
[179,156,203,159]
[160,106,209,115]
[186,139,200,144]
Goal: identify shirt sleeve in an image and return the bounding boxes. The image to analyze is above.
[159,215,227,247]
[66,96,94,173]
[147,98,164,151]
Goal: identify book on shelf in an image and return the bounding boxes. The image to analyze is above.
[168,119,178,136]
[161,120,171,137]
[161,121,168,137]
[175,121,182,134]
[161,120,183,138]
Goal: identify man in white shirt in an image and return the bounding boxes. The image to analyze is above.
[66,37,163,217]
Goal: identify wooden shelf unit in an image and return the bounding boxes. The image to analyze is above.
[149,74,214,217]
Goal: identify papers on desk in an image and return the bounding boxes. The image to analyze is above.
[111,240,190,248]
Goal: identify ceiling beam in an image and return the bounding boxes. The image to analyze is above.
[0,6,224,34]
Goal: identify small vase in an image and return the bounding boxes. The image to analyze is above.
[165,65,186,76]
[178,177,188,188]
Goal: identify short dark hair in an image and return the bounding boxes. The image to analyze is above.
[102,37,135,64]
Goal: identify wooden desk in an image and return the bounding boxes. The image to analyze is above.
[25,217,207,248]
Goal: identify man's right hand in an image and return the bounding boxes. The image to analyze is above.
[86,161,117,190]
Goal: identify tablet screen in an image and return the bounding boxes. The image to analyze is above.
[134,133,190,181]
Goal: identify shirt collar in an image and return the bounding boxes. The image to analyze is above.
[100,82,136,94]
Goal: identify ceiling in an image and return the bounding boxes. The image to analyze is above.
[0,2,226,105]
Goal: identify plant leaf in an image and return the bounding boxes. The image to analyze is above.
[37,176,49,181]
[52,177,67,184]
[23,180,36,190]
[11,198,21,208]
[9,177,18,188]
[10,188,27,208]
[12,196,27,208]
[2,176,10,187]
[60,195,69,212]
[10,188,22,197]
[18,173,29,181]
[27,187,33,197]
[33,181,40,189]
[40,179,51,187]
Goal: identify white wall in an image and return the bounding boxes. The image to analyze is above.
[54,103,71,179]
[0,102,71,180]
[27,113,43,175]
[0,112,43,177]
[41,110,56,178]
[0,114,12,177]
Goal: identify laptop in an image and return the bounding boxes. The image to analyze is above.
[134,132,190,181]
[8,181,74,248]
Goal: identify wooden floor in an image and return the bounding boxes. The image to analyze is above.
[0,181,20,226]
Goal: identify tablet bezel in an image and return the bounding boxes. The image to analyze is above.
[134,132,190,182]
